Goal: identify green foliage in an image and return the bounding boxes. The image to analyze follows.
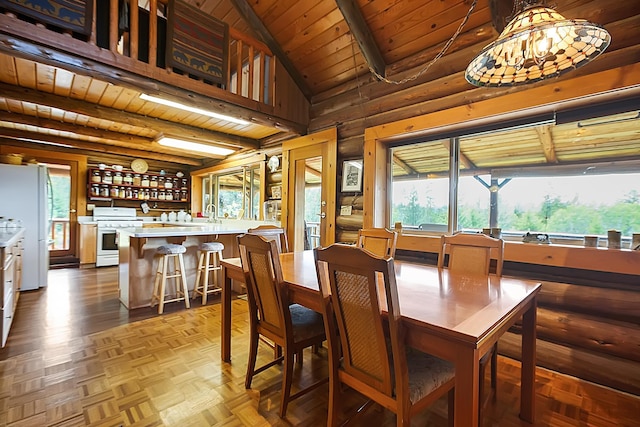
[51,175,70,218]
[392,187,640,237]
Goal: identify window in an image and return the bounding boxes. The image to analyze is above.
[203,165,261,220]
[389,108,640,246]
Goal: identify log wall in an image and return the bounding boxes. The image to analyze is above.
[307,1,640,396]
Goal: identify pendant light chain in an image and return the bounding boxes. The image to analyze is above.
[363,0,478,85]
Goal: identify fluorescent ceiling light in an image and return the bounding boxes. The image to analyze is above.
[157,137,235,156]
[140,94,250,125]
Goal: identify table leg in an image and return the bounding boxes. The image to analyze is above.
[520,298,537,422]
[221,265,232,362]
[454,347,480,426]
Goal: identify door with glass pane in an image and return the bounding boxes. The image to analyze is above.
[283,129,337,251]
[46,162,77,260]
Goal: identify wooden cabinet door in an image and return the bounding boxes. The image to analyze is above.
[79,224,97,264]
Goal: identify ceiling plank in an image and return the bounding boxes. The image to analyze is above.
[335,0,386,79]
[0,83,258,149]
[229,0,312,98]
[0,111,155,145]
[536,125,558,163]
[0,132,203,166]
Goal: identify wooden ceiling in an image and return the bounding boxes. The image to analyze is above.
[0,0,635,171]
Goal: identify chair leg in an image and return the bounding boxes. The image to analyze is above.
[194,251,204,300]
[279,348,295,418]
[178,253,190,309]
[447,388,455,427]
[327,380,340,427]
[245,325,259,389]
[203,251,211,305]
[158,255,168,314]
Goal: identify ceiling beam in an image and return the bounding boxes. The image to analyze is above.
[0,131,203,166]
[229,0,312,99]
[0,83,258,149]
[392,154,417,175]
[0,111,155,146]
[535,125,558,163]
[335,0,386,79]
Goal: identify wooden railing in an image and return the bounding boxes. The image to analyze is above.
[98,0,275,106]
[49,218,69,250]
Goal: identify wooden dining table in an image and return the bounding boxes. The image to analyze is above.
[220,250,541,427]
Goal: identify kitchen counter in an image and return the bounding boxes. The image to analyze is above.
[118,223,253,238]
[0,228,25,248]
[117,220,276,309]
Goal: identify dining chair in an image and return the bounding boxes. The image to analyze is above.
[356,227,398,257]
[247,224,290,253]
[315,244,455,427]
[438,232,504,420]
[246,224,291,356]
[237,233,326,418]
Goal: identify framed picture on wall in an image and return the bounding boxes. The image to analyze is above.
[341,159,363,192]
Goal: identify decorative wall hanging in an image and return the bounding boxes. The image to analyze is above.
[166,0,228,85]
[1,0,93,35]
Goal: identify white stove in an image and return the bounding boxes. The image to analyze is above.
[93,207,143,267]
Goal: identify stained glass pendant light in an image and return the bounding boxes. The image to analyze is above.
[465,0,611,87]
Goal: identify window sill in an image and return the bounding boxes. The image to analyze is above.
[396,233,640,276]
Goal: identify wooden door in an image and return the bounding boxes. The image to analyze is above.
[282,128,337,251]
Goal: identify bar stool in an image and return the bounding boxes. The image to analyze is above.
[193,241,224,304]
[151,244,190,314]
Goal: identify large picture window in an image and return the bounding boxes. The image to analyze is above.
[389,108,640,246]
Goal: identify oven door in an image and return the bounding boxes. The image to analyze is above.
[96,227,119,267]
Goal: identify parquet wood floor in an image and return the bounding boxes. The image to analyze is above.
[0,267,638,426]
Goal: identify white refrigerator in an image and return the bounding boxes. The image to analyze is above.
[0,163,49,290]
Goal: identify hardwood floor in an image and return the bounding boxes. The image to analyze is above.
[0,267,638,426]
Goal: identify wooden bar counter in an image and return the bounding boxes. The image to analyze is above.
[117,221,269,309]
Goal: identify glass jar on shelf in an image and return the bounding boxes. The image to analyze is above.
[123,173,133,185]
[180,190,188,201]
[113,171,123,185]
[91,184,100,197]
[91,170,102,183]
[110,186,119,198]
[158,190,166,200]
[125,187,133,199]
[141,175,150,187]
[138,189,145,200]
[102,171,112,184]
[100,185,109,197]
[118,187,126,198]
[144,189,150,200]
[181,178,188,190]
[150,176,158,188]
[150,188,158,199]
[158,176,165,188]
[165,190,173,201]
[133,174,141,186]
[174,190,180,201]
[164,178,173,189]
[132,189,139,199]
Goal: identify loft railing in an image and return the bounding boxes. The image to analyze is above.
[2,0,275,107]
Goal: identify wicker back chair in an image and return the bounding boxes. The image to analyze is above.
[247,224,290,253]
[315,244,455,426]
[356,227,398,257]
[438,232,505,421]
[438,232,504,276]
[238,233,325,418]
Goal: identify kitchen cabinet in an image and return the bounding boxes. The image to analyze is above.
[1,229,24,347]
[79,223,97,265]
[88,167,190,203]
